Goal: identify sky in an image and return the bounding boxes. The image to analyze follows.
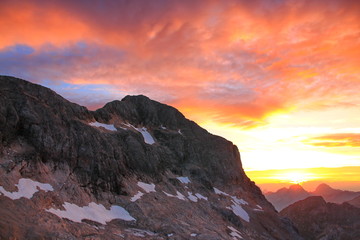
[1,0,359,190]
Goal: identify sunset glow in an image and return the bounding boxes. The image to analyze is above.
[246,166,360,192]
[1,0,359,191]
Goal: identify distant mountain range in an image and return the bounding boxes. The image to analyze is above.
[265,183,360,211]
[280,196,360,240]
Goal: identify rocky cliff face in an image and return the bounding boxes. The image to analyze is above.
[0,76,302,240]
[281,196,360,240]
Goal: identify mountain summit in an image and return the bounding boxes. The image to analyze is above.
[265,184,310,211]
[0,76,302,239]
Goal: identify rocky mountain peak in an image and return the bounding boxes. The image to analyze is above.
[97,94,190,131]
[289,184,306,192]
[314,183,333,194]
[265,184,311,211]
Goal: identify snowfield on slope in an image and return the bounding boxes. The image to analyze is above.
[89,121,117,131]
[0,178,53,200]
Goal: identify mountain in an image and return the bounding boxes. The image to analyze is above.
[265,184,311,211]
[281,196,360,240]
[0,76,302,239]
[312,183,360,204]
[265,183,360,211]
[346,195,360,208]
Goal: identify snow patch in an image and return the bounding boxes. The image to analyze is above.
[89,121,117,131]
[161,125,167,129]
[190,233,197,237]
[137,182,156,193]
[130,191,144,202]
[256,204,263,209]
[0,178,53,200]
[228,226,243,239]
[213,188,249,222]
[47,202,135,224]
[177,176,191,184]
[214,187,230,196]
[231,196,248,205]
[163,191,187,201]
[178,129,183,135]
[228,203,249,222]
[135,127,155,144]
[195,193,208,201]
[123,123,135,129]
[187,192,198,202]
[167,233,174,237]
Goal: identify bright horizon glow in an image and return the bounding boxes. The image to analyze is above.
[275,171,317,185]
[246,166,360,192]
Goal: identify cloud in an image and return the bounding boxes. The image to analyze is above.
[1,0,360,128]
[304,133,360,147]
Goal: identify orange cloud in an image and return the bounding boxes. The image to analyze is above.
[304,133,360,147]
[1,0,360,129]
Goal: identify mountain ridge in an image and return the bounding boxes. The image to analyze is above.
[265,183,360,211]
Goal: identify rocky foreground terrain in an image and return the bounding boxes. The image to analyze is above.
[0,76,302,239]
[281,196,360,240]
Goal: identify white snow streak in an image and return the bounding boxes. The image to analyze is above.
[195,193,208,201]
[177,176,191,184]
[130,191,144,202]
[187,192,198,202]
[47,202,135,224]
[135,127,155,144]
[89,121,117,131]
[231,196,248,205]
[0,178,53,200]
[228,226,243,239]
[137,182,156,193]
[214,187,250,222]
[228,204,249,222]
[214,187,230,196]
[163,191,187,201]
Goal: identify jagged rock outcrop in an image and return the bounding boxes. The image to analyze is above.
[281,196,360,240]
[0,76,302,239]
